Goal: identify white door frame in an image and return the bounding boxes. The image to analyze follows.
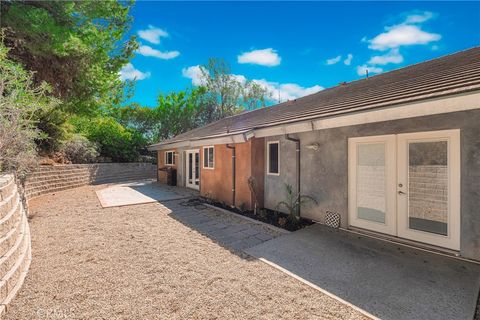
[185,149,200,190]
[396,129,460,251]
[348,135,397,235]
[348,129,461,251]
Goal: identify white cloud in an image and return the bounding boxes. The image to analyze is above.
[253,79,322,102]
[119,63,150,81]
[137,45,180,60]
[237,48,281,66]
[137,25,169,44]
[326,55,342,65]
[356,65,383,76]
[367,24,441,51]
[368,49,404,65]
[404,11,434,24]
[343,54,353,66]
[182,65,207,86]
[182,65,322,102]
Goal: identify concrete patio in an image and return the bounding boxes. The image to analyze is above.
[246,224,480,320]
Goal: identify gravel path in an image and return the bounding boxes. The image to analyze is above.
[5,185,368,320]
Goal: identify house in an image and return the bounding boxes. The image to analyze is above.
[149,47,480,261]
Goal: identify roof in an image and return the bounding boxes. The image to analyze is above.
[151,47,480,149]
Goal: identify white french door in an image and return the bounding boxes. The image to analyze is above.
[185,150,200,190]
[348,130,460,250]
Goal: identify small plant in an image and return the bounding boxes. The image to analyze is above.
[276,183,317,222]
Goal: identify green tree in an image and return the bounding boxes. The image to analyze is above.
[199,58,269,123]
[1,0,137,115]
[153,87,207,140]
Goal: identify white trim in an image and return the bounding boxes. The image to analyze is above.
[202,146,215,169]
[266,141,280,176]
[164,150,175,166]
[185,149,200,190]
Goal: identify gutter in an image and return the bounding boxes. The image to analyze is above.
[285,134,301,217]
[226,144,236,207]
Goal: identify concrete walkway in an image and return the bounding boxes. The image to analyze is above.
[96,180,197,208]
[165,200,284,252]
[245,224,480,320]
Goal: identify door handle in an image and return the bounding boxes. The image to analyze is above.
[398,191,406,195]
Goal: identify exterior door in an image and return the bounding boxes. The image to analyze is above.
[186,150,200,190]
[397,130,460,250]
[348,135,397,235]
[348,130,460,250]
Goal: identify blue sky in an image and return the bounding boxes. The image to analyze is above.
[120,1,480,107]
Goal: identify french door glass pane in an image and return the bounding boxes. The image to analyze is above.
[408,141,448,236]
[195,153,200,185]
[188,153,193,183]
[356,143,386,224]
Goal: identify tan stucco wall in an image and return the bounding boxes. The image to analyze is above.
[199,138,265,210]
[200,144,233,205]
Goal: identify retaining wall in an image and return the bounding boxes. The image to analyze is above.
[25,163,157,200]
[0,174,31,317]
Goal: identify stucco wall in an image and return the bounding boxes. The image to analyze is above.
[200,144,234,205]
[264,109,480,260]
[195,138,265,210]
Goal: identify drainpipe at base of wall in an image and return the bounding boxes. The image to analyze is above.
[226,144,236,208]
[285,134,301,217]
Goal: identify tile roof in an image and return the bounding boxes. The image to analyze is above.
[152,47,480,147]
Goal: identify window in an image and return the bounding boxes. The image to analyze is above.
[203,146,214,169]
[165,151,175,165]
[267,141,279,175]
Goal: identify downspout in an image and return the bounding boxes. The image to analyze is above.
[226,144,236,207]
[285,134,301,217]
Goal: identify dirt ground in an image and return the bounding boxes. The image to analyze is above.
[4,185,368,320]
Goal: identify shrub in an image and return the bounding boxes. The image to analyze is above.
[69,116,147,162]
[0,40,59,175]
[61,134,99,164]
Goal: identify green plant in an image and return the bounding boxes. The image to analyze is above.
[275,183,317,222]
[61,134,99,164]
[0,40,59,174]
[69,116,146,163]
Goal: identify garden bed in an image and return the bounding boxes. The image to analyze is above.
[204,199,314,232]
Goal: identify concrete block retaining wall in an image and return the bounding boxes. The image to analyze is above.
[25,163,157,200]
[0,174,31,317]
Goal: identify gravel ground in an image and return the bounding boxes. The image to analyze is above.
[5,185,368,320]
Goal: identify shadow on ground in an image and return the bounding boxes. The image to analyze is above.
[245,224,480,320]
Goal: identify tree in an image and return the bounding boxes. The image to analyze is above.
[1,0,137,115]
[199,58,269,123]
[153,87,207,140]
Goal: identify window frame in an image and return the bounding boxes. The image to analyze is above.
[267,141,280,176]
[164,150,175,166]
[202,146,215,169]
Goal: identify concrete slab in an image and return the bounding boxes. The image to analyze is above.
[245,224,480,320]
[96,181,196,208]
